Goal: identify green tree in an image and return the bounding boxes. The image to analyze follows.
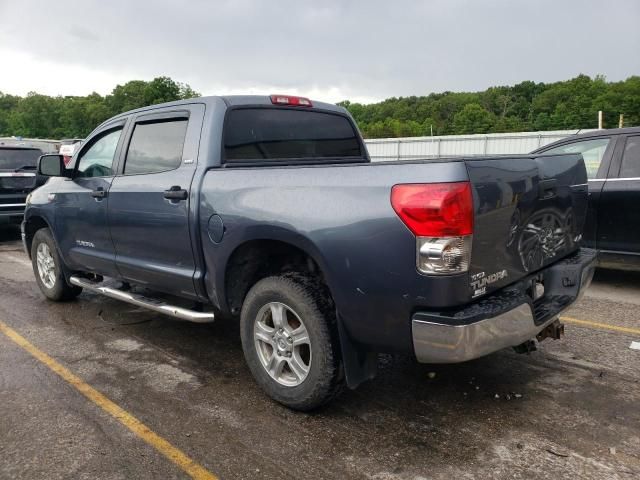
[1,75,639,140]
[6,93,62,138]
[0,77,200,138]
[341,75,640,138]
[0,92,20,135]
[452,103,496,134]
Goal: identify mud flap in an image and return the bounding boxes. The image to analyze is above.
[337,316,377,389]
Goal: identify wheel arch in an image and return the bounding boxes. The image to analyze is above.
[23,213,75,286]
[222,236,334,317]
[23,214,54,259]
[219,232,377,389]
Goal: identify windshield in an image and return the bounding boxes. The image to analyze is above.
[0,148,42,170]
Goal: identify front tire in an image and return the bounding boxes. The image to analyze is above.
[240,275,344,411]
[31,228,82,301]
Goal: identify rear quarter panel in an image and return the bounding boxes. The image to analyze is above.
[199,161,470,353]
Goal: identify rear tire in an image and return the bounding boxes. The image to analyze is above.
[240,275,344,411]
[31,228,82,301]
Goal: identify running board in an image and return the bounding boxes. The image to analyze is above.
[69,276,215,323]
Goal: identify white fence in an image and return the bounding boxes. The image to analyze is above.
[364,129,595,161]
[0,137,60,153]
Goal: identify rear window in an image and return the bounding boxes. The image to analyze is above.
[224,108,362,162]
[0,148,42,170]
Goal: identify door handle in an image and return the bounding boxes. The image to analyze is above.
[91,187,107,199]
[164,186,188,200]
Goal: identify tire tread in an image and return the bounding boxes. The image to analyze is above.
[240,274,344,410]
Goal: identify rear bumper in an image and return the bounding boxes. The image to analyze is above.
[412,248,597,363]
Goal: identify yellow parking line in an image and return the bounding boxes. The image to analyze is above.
[560,316,640,336]
[0,320,218,480]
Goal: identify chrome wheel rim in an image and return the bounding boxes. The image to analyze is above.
[253,302,312,387]
[36,243,56,289]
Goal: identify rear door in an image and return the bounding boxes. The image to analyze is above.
[107,105,204,298]
[597,134,640,262]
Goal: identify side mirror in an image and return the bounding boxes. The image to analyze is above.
[38,154,66,177]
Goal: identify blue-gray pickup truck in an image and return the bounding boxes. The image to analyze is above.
[23,95,596,410]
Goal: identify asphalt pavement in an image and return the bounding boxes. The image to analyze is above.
[0,224,639,480]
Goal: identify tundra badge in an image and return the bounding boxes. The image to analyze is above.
[470,270,508,298]
[76,240,95,248]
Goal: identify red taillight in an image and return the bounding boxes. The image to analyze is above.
[390,182,474,236]
[270,94,312,107]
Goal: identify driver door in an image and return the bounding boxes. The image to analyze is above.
[55,120,128,277]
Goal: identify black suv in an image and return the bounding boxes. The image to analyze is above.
[533,127,640,271]
[0,146,43,224]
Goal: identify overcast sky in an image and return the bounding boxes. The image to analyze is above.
[0,0,638,103]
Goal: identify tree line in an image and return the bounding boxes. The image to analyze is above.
[0,74,638,140]
[0,77,199,139]
[340,75,640,138]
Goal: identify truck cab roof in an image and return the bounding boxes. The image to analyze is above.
[534,126,640,152]
[100,95,347,130]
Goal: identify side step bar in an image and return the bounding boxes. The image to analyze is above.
[69,276,214,323]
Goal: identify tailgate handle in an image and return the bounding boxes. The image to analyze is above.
[539,179,557,199]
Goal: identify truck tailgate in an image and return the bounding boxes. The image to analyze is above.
[465,153,588,299]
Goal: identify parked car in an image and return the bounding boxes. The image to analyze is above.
[23,95,596,410]
[58,139,84,166]
[0,146,43,224]
[532,127,640,271]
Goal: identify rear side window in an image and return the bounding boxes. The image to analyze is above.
[124,119,188,175]
[619,135,640,178]
[542,138,610,179]
[224,108,362,162]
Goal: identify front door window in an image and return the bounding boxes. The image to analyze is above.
[76,128,123,178]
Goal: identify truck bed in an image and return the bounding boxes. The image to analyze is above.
[199,153,587,352]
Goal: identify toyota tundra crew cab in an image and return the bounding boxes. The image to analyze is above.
[23,95,596,410]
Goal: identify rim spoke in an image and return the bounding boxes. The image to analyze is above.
[269,303,285,329]
[255,322,275,345]
[291,327,310,347]
[36,243,56,288]
[287,352,309,380]
[266,352,285,377]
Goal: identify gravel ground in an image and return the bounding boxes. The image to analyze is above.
[0,225,638,479]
